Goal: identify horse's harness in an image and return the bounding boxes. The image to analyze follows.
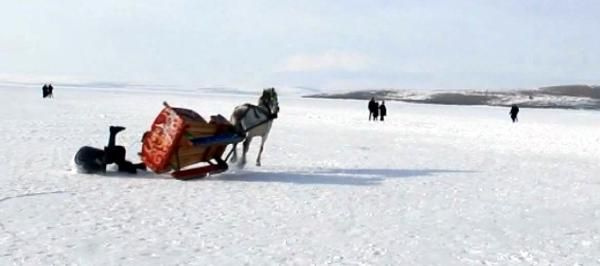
[236,103,277,136]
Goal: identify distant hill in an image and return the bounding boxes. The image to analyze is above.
[305,85,600,110]
[537,85,600,99]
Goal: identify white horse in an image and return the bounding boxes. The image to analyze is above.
[229,88,280,167]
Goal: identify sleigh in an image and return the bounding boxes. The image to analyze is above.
[140,102,243,180]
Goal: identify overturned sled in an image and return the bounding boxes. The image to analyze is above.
[141,102,243,180]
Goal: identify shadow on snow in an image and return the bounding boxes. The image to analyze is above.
[211,168,476,186]
[86,167,475,185]
[85,169,172,180]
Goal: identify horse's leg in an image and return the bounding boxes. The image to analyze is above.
[240,137,252,167]
[230,143,238,163]
[256,135,269,167]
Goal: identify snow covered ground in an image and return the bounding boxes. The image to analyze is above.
[1,85,600,265]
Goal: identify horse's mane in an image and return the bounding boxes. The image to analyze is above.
[259,91,272,105]
[258,88,277,109]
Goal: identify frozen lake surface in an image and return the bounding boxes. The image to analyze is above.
[1,86,599,265]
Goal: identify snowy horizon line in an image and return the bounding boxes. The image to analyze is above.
[2,77,599,93]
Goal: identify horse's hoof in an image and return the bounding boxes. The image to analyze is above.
[256,162,261,167]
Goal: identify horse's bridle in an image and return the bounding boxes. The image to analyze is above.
[259,92,279,119]
[234,103,276,136]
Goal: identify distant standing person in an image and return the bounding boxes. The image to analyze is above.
[368,97,377,120]
[379,101,387,121]
[509,104,519,123]
[42,84,48,98]
[47,84,54,98]
[373,101,379,121]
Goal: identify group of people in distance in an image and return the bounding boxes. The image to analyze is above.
[42,84,54,98]
[368,97,521,123]
[368,97,387,121]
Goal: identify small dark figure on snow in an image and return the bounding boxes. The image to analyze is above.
[368,97,377,121]
[42,84,48,98]
[379,101,387,121]
[74,126,146,174]
[372,101,379,121]
[509,104,519,123]
[47,84,54,98]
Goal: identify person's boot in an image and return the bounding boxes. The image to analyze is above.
[134,163,147,171]
[107,126,126,148]
[118,161,137,174]
[110,126,126,135]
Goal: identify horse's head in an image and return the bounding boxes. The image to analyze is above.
[259,87,279,117]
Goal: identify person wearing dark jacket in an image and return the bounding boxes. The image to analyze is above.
[74,126,146,174]
[509,104,519,123]
[47,84,54,98]
[372,101,379,121]
[379,101,387,121]
[368,97,377,120]
[42,84,48,98]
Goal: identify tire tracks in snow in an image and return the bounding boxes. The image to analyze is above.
[0,191,72,204]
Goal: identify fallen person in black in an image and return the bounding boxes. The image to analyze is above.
[74,126,146,174]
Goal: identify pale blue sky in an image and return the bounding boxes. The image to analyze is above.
[1,1,599,90]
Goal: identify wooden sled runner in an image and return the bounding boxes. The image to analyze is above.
[141,102,243,180]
